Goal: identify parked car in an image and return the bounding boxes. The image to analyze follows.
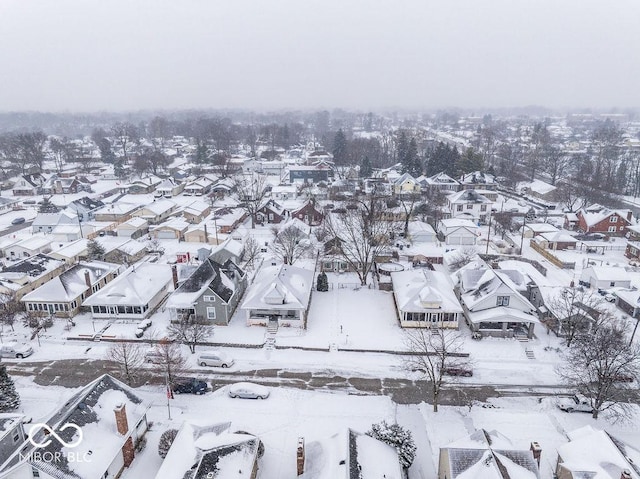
[173,378,208,395]
[134,318,153,338]
[144,349,163,364]
[442,366,473,377]
[227,382,270,399]
[557,394,593,413]
[0,343,34,359]
[11,217,26,225]
[197,351,234,368]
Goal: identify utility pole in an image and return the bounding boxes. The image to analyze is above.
[485,213,492,255]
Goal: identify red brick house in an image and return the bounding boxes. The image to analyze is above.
[291,200,324,226]
[576,207,633,236]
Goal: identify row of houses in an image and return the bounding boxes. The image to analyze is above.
[2,374,635,479]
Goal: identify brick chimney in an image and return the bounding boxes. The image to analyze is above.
[84,270,92,290]
[171,264,179,290]
[530,442,542,467]
[621,470,632,479]
[296,437,305,475]
[114,403,135,467]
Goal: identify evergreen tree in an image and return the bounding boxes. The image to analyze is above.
[360,155,372,178]
[0,365,20,412]
[396,131,409,166]
[366,421,416,469]
[38,196,59,213]
[158,429,178,459]
[332,129,348,166]
[403,138,421,176]
[316,271,329,292]
[87,239,106,261]
[457,147,484,175]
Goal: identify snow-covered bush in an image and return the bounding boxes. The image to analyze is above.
[366,420,416,469]
[158,429,178,459]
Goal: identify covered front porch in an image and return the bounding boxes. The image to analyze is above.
[465,307,539,339]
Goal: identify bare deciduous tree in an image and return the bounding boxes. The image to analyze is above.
[404,328,470,412]
[447,247,478,271]
[324,198,392,286]
[152,339,188,386]
[556,321,640,420]
[271,225,310,265]
[167,319,214,354]
[106,341,145,386]
[547,287,608,347]
[242,236,261,270]
[0,293,21,332]
[232,173,269,229]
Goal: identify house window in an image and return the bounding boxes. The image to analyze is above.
[610,282,616,287]
[496,296,510,306]
[480,205,487,212]
[206,307,216,320]
[611,216,618,223]
[268,213,274,220]
[456,205,463,212]
[203,296,216,303]
[12,432,20,443]
[608,226,616,233]
[466,204,473,210]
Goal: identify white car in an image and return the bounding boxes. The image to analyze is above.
[197,351,234,368]
[227,382,270,399]
[558,394,593,413]
[0,343,34,359]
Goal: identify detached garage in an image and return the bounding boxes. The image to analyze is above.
[150,219,189,240]
[437,218,479,246]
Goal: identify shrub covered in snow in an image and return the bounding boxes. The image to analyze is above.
[366,420,416,469]
[158,429,179,459]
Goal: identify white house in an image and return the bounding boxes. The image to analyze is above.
[579,266,631,290]
[4,236,51,260]
[457,264,539,338]
[446,189,492,223]
[31,211,79,234]
[437,218,479,246]
[556,426,640,479]
[407,221,437,243]
[116,217,149,239]
[391,269,463,328]
[241,263,314,328]
[83,263,174,319]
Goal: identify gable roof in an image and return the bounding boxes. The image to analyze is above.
[0,374,148,479]
[442,429,540,479]
[299,428,403,479]
[557,426,640,479]
[154,421,259,479]
[241,263,314,311]
[82,263,172,307]
[21,261,120,303]
[447,189,492,204]
[166,258,244,309]
[578,208,632,227]
[391,269,462,314]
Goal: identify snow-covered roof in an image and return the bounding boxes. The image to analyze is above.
[12,236,51,251]
[581,266,631,283]
[557,426,640,479]
[21,261,120,303]
[466,307,539,325]
[517,179,556,195]
[579,208,632,227]
[118,217,148,229]
[391,269,462,314]
[407,221,436,236]
[154,421,259,479]
[2,374,149,479]
[83,263,173,307]
[299,428,403,479]
[139,198,176,215]
[523,223,559,234]
[442,429,540,479]
[241,263,314,311]
[438,218,479,234]
[447,189,492,204]
[538,231,577,243]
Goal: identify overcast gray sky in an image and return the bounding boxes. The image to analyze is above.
[1,0,638,112]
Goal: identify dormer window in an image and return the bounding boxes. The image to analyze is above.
[611,216,618,223]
